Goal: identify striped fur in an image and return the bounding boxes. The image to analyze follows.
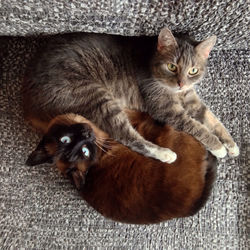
[23,28,239,161]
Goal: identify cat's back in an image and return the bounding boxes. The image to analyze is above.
[28,33,124,81]
[29,32,155,79]
[81,112,217,224]
[25,32,156,113]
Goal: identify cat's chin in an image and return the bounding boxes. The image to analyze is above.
[164,84,190,93]
[171,87,185,94]
[175,89,184,93]
[163,85,180,93]
[174,85,193,93]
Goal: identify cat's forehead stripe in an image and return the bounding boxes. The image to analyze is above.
[177,42,195,67]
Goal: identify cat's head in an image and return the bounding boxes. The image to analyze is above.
[152,28,216,92]
[26,115,99,189]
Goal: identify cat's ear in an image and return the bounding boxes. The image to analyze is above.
[26,137,53,166]
[195,35,217,59]
[157,28,178,52]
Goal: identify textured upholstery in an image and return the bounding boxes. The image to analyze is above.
[0,1,249,249]
[0,1,249,49]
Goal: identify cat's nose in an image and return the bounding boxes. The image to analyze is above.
[177,80,184,88]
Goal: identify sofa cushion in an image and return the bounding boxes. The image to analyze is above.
[0,0,248,49]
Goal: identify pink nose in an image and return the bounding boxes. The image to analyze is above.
[178,81,184,88]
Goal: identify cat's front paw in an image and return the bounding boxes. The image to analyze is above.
[210,145,227,158]
[224,143,240,157]
[145,145,177,163]
[155,148,177,164]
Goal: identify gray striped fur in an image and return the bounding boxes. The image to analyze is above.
[23,28,238,161]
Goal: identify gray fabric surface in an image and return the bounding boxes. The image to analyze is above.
[0,36,249,248]
[0,0,249,50]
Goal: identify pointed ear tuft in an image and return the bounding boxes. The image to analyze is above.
[195,35,217,59]
[26,138,53,166]
[157,27,178,52]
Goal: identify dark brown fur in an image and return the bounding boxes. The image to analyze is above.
[27,110,217,224]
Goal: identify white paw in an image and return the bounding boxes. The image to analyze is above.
[146,146,177,163]
[156,149,177,164]
[210,145,227,158]
[225,144,240,157]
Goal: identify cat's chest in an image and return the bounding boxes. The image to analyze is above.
[177,89,196,107]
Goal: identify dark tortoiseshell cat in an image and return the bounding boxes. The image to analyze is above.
[26,110,217,224]
[23,28,239,163]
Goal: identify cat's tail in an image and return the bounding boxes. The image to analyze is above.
[189,152,218,216]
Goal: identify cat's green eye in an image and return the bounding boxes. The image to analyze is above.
[188,67,199,75]
[167,63,177,73]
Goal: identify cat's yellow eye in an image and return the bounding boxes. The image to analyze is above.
[188,67,199,75]
[167,63,177,73]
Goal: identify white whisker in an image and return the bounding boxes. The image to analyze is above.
[94,141,115,157]
[95,141,111,151]
[95,139,113,149]
[96,136,115,143]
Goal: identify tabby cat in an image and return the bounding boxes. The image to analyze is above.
[26,110,217,224]
[23,28,239,163]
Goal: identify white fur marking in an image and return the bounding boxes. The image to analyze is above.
[210,145,227,158]
[145,146,177,164]
[224,143,240,157]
